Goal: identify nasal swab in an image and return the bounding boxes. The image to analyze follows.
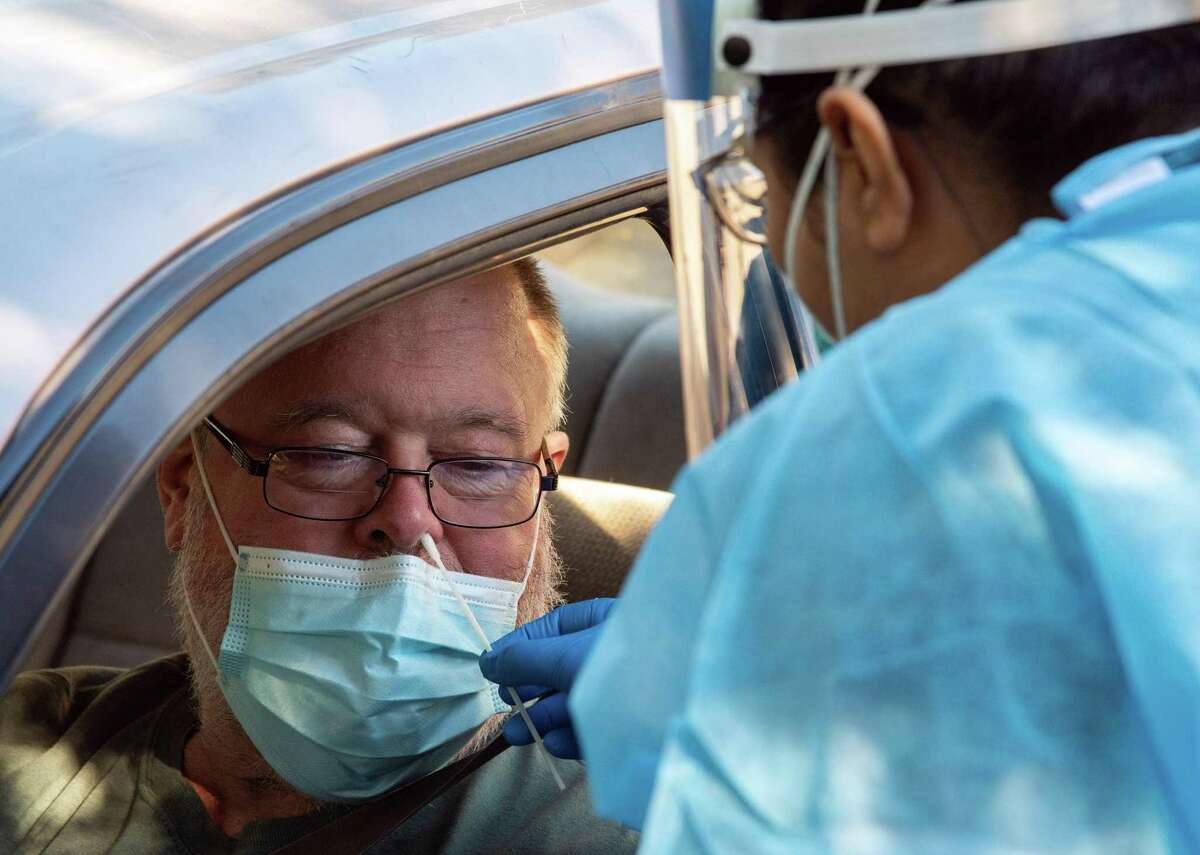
[419,533,567,792]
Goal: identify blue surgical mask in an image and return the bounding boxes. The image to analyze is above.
[183,435,537,802]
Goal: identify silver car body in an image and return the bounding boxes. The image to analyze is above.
[0,0,664,683]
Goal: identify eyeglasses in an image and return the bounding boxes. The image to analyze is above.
[202,417,558,529]
[695,137,771,246]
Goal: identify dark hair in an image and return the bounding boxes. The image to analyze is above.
[758,0,1200,205]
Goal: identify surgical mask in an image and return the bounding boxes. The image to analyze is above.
[182,434,539,802]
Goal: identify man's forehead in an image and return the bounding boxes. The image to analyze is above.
[267,397,530,441]
[222,268,549,438]
[325,273,523,345]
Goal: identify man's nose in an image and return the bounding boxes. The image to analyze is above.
[353,471,444,553]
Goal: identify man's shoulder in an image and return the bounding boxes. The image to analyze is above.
[0,655,193,852]
[0,654,189,772]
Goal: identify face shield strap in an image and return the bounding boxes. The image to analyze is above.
[749,0,1199,343]
[716,0,1200,80]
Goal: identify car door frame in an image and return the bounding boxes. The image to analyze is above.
[0,72,667,686]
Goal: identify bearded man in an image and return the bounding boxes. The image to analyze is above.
[0,260,637,854]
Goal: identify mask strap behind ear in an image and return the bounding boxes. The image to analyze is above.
[181,431,233,677]
[520,507,542,589]
[191,432,239,563]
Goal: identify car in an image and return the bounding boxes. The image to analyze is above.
[0,0,691,686]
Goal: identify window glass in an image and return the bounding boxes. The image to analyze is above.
[538,217,674,300]
[535,218,685,490]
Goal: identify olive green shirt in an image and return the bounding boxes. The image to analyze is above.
[0,656,636,854]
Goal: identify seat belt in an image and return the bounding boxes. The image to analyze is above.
[269,737,510,855]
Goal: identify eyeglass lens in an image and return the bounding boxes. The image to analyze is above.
[263,449,541,526]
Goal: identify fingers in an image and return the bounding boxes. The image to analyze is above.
[498,684,552,704]
[501,692,569,741]
[480,628,599,691]
[541,728,580,760]
[501,720,579,760]
[489,598,618,651]
[481,599,617,689]
[500,694,580,759]
[483,601,615,763]
[553,598,617,635]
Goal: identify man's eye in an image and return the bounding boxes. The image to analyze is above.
[433,460,528,497]
[272,450,379,490]
[303,451,352,466]
[455,460,506,473]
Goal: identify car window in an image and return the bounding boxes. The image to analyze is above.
[24,234,684,674]
[539,217,674,301]
[536,217,685,490]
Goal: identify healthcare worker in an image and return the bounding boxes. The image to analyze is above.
[480,1,1200,852]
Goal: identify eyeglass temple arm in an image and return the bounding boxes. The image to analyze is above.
[540,438,558,493]
[203,417,269,477]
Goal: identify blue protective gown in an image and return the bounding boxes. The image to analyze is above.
[570,130,1200,854]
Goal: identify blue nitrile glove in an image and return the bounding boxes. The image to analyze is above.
[479,598,616,760]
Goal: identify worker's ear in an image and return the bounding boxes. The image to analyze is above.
[817,86,913,254]
[158,436,195,551]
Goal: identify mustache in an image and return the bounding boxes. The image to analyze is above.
[351,543,441,565]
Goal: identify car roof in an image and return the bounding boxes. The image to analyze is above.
[0,0,660,449]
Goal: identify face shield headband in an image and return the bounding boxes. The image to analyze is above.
[659,0,1200,459]
[713,0,1200,339]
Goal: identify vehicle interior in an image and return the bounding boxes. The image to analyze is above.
[16,219,687,674]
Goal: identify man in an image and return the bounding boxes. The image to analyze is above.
[0,260,637,853]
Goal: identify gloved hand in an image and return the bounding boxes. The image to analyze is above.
[479,597,616,760]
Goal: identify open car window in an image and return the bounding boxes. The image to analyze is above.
[14,206,682,679]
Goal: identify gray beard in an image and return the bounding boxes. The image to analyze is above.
[165,483,565,805]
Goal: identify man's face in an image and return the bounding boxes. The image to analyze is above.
[161,266,568,773]
[178,266,566,579]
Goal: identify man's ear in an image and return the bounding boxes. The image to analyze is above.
[545,430,569,472]
[158,436,195,552]
[817,86,913,253]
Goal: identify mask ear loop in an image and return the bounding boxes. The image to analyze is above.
[182,432,239,676]
[783,0,947,341]
[823,144,847,340]
[518,506,542,590]
[191,432,239,563]
[782,127,832,296]
[419,511,566,792]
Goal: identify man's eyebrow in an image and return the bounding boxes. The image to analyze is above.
[438,407,529,441]
[268,401,360,431]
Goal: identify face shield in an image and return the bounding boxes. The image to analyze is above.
[662,0,829,458]
[661,0,1200,457]
[665,90,821,457]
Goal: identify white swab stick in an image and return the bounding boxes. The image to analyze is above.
[420,534,567,791]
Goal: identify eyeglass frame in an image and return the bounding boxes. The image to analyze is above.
[201,416,558,529]
[694,136,772,247]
